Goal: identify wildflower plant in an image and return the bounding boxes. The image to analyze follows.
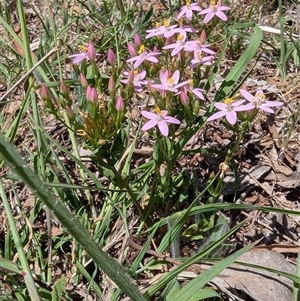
[2,0,292,300]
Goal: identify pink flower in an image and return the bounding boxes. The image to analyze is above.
[184,30,215,55]
[121,70,147,92]
[190,50,214,68]
[199,0,230,23]
[152,70,188,93]
[141,108,181,136]
[145,20,182,39]
[207,98,254,125]
[69,43,100,64]
[240,89,283,113]
[162,31,188,56]
[176,1,202,21]
[126,44,161,68]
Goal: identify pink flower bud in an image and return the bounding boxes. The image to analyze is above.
[180,89,189,106]
[80,73,88,89]
[199,30,206,44]
[107,49,116,66]
[116,96,124,112]
[65,105,75,121]
[127,43,137,57]
[108,76,116,95]
[40,84,51,101]
[87,43,96,61]
[60,81,69,97]
[86,86,98,103]
[134,33,142,48]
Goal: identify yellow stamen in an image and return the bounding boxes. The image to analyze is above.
[177,34,184,41]
[224,98,234,105]
[155,22,162,27]
[186,0,191,5]
[163,19,170,27]
[138,44,145,54]
[177,19,183,26]
[79,45,88,52]
[188,79,193,86]
[210,0,216,6]
[154,107,162,114]
[134,70,139,75]
[167,77,174,85]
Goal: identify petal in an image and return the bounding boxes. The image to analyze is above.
[240,89,254,102]
[142,119,158,131]
[141,111,158,119]
[216,11,227,21]
[145,56,159,63]
[126,56,138,63]
[186,9,193,21]
[234,103,255,111]
[133,58,144,68]
[214,102,227,110]
[226,111,237,125]
[258,105,275,113]
[159,71,168,86]
[207,111,227,121]
[192,89,205,100]
[158,121,169,136]
[264,101,283,107]
[164,116,181,124]
[172,70,180,84]
[231,99,246,107]
[203,12,214,23]
[199,8,212,14]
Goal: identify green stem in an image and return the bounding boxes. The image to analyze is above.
[0,181,41,301]
[0,134,149,301]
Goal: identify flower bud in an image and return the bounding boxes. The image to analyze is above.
[86,86,98,103]
[133,33,142,48]
[65,105,75,121]
[40,84,51,101]
[115,96,124,112]
[127,43,137,57]
[180,89,189,106]
[60,81,69,97]
[80,73,88,89]
[107,49,116,66]
[108,76,116,98]
[87,43,96,61]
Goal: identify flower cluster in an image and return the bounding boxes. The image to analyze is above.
[60,0,283,141]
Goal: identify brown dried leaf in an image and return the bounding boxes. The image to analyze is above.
[211,250,297,301]
[265,171,300,188]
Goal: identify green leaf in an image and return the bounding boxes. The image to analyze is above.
[214,25,262,102]
[169,242,256,301]
[51,277,67,301]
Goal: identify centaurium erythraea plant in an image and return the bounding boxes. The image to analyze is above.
[69,43,100,64]
[207,98,254,125]
[240,89,283,113]
[199,0,231,23]
[145,19,182,39]
[162,31,188,56]
[141,108,181,137]
[152,70,189,93]
[121,70,147,92]
[126,44,161,68]
[176,0,202,21]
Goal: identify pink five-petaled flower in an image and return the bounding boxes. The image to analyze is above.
[152,70,188,93]
[176,0,202,21]
[207,98,254,125]
[68,43,100,64]
[121,70,147,92]
[199,0,230,23]
[240,89,283,113]
[141,108,181,137]
[145,20,182,39]
[190,50,214,68]
[126,44,161,68]
[162,31,188,56]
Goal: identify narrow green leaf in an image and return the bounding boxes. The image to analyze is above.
[0,134,149,301]
[170,242,256,301]
[214,25,262,102]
